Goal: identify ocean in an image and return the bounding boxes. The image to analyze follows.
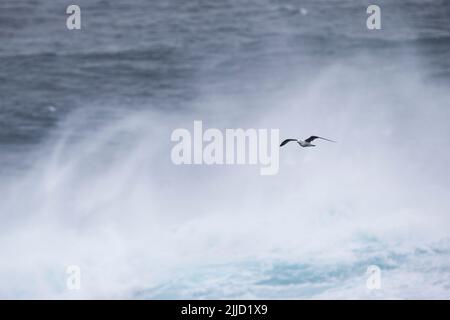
[0,0,450,298]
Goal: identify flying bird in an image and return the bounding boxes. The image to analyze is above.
[280,136,336,148]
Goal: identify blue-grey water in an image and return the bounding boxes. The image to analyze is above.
[1,0,450,298]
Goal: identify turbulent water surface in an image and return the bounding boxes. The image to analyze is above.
[1,0,450,298]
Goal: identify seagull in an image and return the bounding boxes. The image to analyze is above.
[280,136,336,148]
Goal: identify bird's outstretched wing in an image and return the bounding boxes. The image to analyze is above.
[280,139,298,147]
[305,136,336,143]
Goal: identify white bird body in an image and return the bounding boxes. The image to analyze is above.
[297,140,315,147]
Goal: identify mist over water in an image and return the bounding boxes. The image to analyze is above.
[1,0,450,298]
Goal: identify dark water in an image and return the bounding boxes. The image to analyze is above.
[1,0,450,298]
[1,0,449,146]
